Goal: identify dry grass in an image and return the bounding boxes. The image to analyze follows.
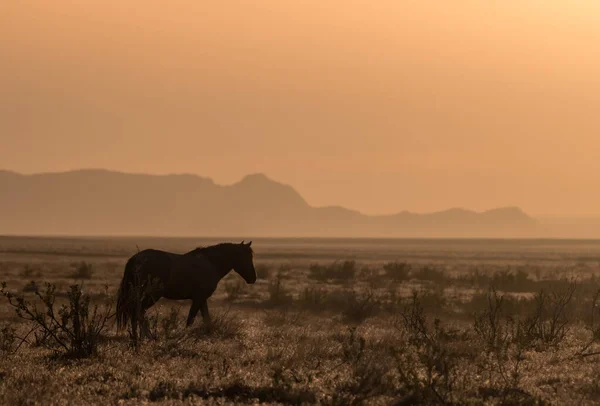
[1,238,600,404]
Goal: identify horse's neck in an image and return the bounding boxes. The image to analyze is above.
[196,249,233,279]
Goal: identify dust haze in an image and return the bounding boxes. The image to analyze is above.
[1,1,600,221]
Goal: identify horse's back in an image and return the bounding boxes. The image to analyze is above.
[128,249,173,278]
[126,249,220,299]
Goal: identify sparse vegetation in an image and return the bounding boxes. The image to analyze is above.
[267,276,293,306]
[412,265,446,282]
[0,323,17,355]
[383,261,411,282]
[256,263,273,280]
[224,279,246,302]
[1,238,600,404]
[1,281,112,358]
[69,261,94,279]
[309,260,357,281]
[523,278,576,347]
[19,265,40,279]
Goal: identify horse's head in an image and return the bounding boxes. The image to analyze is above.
[234,241,256,284]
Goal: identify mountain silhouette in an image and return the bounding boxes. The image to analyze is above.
[0,169,541,237]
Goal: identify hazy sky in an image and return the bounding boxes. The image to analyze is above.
[1,1,599,217]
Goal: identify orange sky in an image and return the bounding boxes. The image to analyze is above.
[1,1,599,217]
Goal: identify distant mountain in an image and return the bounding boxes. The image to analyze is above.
[0,169,543,237]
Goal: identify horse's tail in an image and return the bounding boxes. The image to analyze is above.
[116,255,138,331]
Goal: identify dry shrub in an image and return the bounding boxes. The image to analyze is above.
[359,265,379,280]
[22,281,38,293]
[412,265,446,283]
[70,261,94,279]
[415,285,447,315]
[471,288,531,399]
[383,261,411,282]
[267,276,293,307]
[298,286,329,311]
[161,306,184,339]
[490,269,534,292]
[277,263,292,279]
[20,265,41,279]
[190,308,244,339]
[1,281,112,358]
[473,287,507,350]
[394,291,470,404]
[337,289,379,324]
[579,288,600,357]
[224,279,246,302]
[522,278,576,348]
[309,260,357,282]
[460,268,536,293]
[332,327,397,404]
[255,263,273,280]
[0,323,17,355]
[262,307,306,328]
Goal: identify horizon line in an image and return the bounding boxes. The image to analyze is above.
[3,233,600,242]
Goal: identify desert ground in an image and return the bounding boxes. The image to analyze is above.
[1,237,600,405]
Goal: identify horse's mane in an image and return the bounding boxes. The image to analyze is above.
[185,243,253,259]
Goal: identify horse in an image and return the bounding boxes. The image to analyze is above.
[116,241,256,334]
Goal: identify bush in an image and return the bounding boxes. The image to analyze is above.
[395,291,466,404]
[276,264,292,279]
[267,276,293,306]
[578,288,600,357]
[417,285,448,314]
[224,279,246,302]
[465,290,532,320]
[359,265,385,287]
[412,265,446,282]
[489,268,534,292]
[459,268,538,292]
[70,261,94,279]
[22,281,38,293]
[314,289,380,323]
[161,307,183,340]
[1,282,112,358]
[255,263,273,280]
[308,260,357,282]
[190,308,244,339]
[471,288,533,396]
[473,287,511,351]
[338,289,379,324]
[383,261,411,282]
[0,323,17,355]
[262,307,305,327]
[333,327,396,404]
[20,265,41,279]
[522,279,576,347]
[298,286,328,311]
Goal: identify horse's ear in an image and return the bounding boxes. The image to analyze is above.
[247,241,252,247]
[241,240,245,245]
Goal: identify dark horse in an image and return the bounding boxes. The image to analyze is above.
[116,241,256,332]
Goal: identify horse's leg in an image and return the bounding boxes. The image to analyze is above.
[200,300,211,326]
[140,294,160,339]
[186,299,202,327]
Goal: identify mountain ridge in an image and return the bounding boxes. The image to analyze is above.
[0,169,541,237]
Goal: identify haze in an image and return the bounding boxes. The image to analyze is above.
[1,1,599,217]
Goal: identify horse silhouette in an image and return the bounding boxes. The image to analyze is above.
[116,241,256,333]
